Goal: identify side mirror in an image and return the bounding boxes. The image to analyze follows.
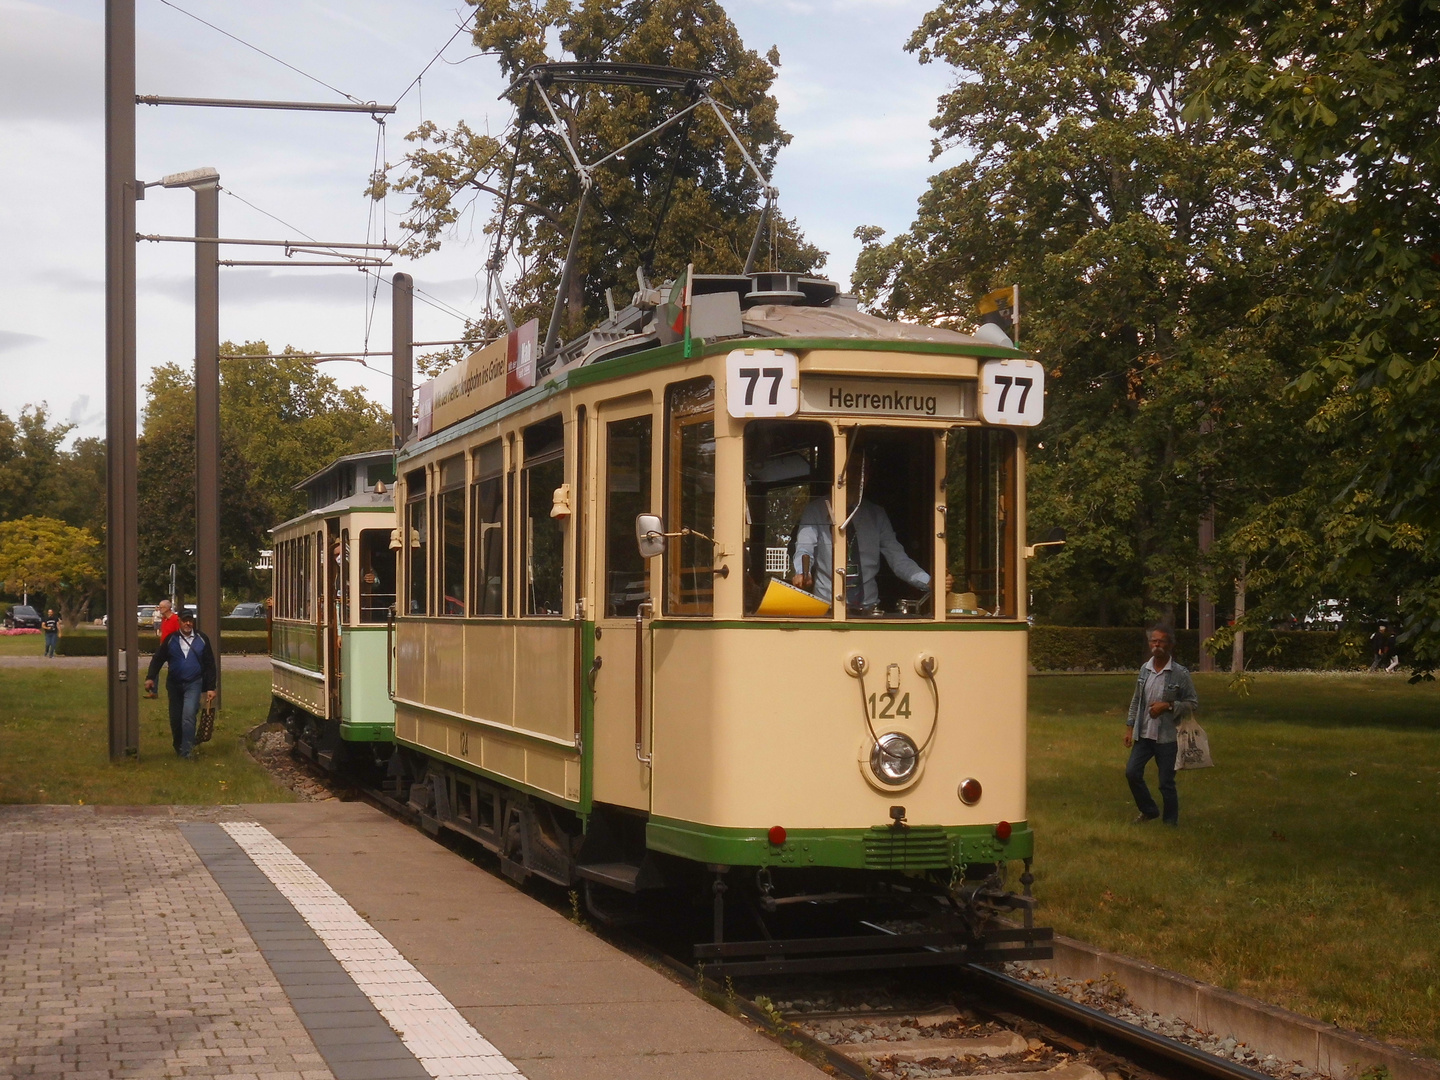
[1025,527,1067,559]
[636,514,665,559]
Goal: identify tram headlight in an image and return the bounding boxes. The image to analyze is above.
[869,732,920,786]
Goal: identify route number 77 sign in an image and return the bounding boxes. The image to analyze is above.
[979,358,1045,427]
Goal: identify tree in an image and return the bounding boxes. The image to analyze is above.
[0,405,72,524]
[379,0,824,346]
[137,349,388,600]
[852,0,1316,630]
[0,516,103,629]
[1186,0,1440,670]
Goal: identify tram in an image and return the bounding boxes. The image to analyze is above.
[378,269,1050,961]
[268,449,399,770]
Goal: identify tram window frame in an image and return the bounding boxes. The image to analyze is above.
[438,455,466,616]
[838,426,936,617]
[340,528,351,626]
[521,416,566,617]
[664,377,717,618]
[603,413,653,618]
[405,468,429,616]
[944,426,1017,619]
[742,420,835,618]
[470,441,505,616]
[357,529,397,623]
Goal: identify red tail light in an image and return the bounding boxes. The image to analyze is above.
[995,820,1013,842]
[958,778,982,805]
[768,825,787,846]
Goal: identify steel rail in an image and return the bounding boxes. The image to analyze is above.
[963,963,1276,1080]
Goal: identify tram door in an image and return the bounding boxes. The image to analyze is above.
[591,406,654,811]
[326,518,342,720]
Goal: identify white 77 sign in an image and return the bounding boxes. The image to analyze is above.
[979,358,1045,427]
[725,349,799,418]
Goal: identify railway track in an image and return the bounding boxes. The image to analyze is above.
[253,732,1297,1080]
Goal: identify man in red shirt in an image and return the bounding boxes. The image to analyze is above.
[155,599,180,641]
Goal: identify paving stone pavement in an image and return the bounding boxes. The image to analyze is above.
[0,806,336,1080]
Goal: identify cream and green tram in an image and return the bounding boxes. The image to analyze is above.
[269,450,399,769]
[390,273,1049,962]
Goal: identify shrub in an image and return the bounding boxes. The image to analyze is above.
[1028,626,1366,672]
[56,631,270,657]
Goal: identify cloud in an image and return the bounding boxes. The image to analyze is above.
[0,329,44,353]
[66,394,103,429]
[0,1,102,122]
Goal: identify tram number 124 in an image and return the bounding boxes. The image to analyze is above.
[869,691,912,720]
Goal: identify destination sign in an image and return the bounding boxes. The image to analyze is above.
[416,319,539,439]
[798,375,974,420]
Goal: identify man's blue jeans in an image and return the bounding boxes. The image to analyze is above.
[1126,737,1178,824]
[43,631,57,657]
[166,676,202,758]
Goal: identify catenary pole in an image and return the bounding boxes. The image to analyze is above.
[392,273,414,448]
[106,0,140,759]
[195,178,222,701]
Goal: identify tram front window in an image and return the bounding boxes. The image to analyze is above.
[522,417,565,616]
[357,529,396,623]
[945,427,1016,618]
[743,421,834,617]
[838,428,936,616]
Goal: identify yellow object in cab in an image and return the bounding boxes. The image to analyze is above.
[755,577,831,618]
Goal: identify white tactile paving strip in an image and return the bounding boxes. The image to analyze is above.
[221,821,526,1080]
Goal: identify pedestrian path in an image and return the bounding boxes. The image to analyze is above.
[0,803,822,1080]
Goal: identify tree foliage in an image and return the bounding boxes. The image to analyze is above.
[379,0,824,346]
[0,515,103,629]
[853,0,1314,626]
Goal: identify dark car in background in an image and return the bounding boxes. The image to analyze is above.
[226,602,265,619]
[4,605,42,629]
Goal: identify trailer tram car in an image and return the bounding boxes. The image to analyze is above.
[366,270,1053,970]
[268,450,399,772]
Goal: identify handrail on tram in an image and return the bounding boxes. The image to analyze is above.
[385,604,396,701]
[635,598,652,765]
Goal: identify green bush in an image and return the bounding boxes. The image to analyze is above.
[57,631,270,657]
[1028,626,1366,672]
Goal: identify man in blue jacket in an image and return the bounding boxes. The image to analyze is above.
[1124,625,1198,825]
[144,609,217,759]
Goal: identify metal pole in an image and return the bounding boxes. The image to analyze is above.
[195,178,222,702]
[391,273,414,447]
[544,184,591,355]
[106,0,140,760]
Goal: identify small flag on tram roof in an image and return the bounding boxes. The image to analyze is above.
[658,263,693,348]
[978,285,1020,340]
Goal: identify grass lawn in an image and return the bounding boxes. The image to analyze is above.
[0,632,45,656]
[1029,671,1440,1057]
[0,667,294,805]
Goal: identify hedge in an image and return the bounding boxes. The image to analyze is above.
[57,631,270,657]
[1028,626,1367,672]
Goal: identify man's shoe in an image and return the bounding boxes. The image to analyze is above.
[1131,813,1158,824]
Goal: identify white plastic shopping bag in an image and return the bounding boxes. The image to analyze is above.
[1176,720,1213,770]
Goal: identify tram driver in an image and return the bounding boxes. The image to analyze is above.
[792,443,935,612]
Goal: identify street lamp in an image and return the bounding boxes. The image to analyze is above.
[144,166,223,704]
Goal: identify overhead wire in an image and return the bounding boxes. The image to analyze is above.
[153,0,367,105]
[391,9,480,108]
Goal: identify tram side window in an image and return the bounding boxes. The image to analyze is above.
[604,416,652,617]
[665,378,716,617]
[945,428,1016,618]
[405,469,428,615]
[742,421,834,616]
[357,529,396,622]
[522,417,565,616]
[470,441,504,616]
[439,456,465,616]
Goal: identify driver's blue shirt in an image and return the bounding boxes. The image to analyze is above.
[793,498,931,607]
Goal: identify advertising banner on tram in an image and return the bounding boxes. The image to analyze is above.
[418,318,540,438]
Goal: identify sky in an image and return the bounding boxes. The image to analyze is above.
[0,0,966,443]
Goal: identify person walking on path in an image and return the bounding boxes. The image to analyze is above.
[41,609,58,658]
[144,609,216,759]
[1369,624,1399,672]
[1124,626,1199,826]
[154,598,179,640]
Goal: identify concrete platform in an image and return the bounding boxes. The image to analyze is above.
[0,803,822,1080]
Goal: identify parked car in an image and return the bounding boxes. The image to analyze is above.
[4,604,42,629]
[137,604,158,626]
[226,602,265,619]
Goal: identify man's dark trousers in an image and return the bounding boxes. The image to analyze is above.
[1126,737,1178,824]
[166,676,202,758]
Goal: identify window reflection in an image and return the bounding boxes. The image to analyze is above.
[945,427,1016,618]
[605,415,652,617]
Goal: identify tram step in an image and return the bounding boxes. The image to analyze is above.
[576,860,665,893]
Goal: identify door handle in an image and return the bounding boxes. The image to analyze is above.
[587,655,602,693]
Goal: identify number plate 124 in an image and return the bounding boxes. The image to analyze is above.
[979,358,1045,427]
[725,349,800,418]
